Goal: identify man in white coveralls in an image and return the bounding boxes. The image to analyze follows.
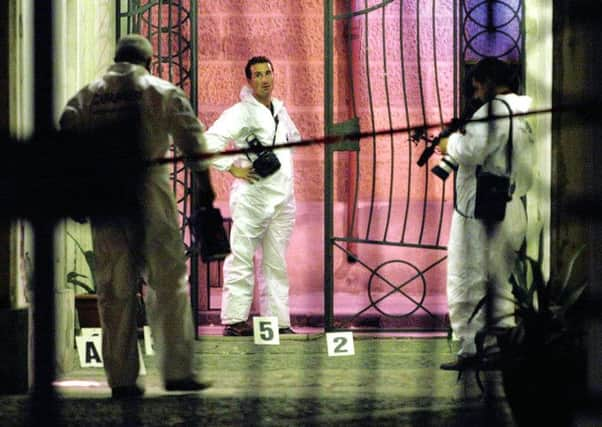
[205,56,300,336]
[437,57,534,370]
[60,35,213,398]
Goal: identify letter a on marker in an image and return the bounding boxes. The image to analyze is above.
[85,341,102,364]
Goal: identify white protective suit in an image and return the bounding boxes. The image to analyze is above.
[205,87,300,327]
[60,62,208,387]
[446,93,534,356]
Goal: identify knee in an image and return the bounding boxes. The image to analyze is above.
[148,261,187,291]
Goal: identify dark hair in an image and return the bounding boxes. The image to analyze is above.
[245,56,273,79]
[114,34,153,65]
[469,57,518,90]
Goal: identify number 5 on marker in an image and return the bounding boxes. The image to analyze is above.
[253,316,280,345]
[326,332,355,357]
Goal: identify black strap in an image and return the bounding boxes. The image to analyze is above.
[272,114,279,147]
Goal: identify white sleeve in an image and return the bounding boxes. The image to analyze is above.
[280,108,301,143]
[59,92,86,131]
[447,100,510,167]
[512,118,535,196]
[167,89,208,171]
[204,105,250,171]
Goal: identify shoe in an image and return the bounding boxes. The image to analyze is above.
[164,377,212,392]
[440,354,478,371]
[223,322,253,336]
[111,385,145,399]
[279,327,296,335]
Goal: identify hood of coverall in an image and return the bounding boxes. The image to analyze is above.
[239,85,284,115]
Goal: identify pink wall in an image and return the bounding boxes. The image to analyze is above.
[197,1,327,312]
[197,1,456,323]
[197,0,325,203]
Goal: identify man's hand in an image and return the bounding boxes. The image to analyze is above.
[229,165,259,183]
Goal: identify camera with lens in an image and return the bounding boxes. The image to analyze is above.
[414,99,483,180]
[414,121,460,181]
[246,135,281,178]
[431,153,458,180]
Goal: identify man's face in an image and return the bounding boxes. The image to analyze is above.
[472,78,490,102]
[248,62,273,101]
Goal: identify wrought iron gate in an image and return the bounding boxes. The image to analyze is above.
[323,0,524,332]
[115,0,524,333]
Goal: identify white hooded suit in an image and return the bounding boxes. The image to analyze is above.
[60,62,208,387]
[205,87,300,327]
[446,94,534,356]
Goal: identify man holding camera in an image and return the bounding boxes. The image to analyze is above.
[204,56,300,336]
[437,57,534,370]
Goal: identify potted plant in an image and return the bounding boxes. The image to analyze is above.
[469,232,588,426]
[66,231,99,329]
[66,231,148,332]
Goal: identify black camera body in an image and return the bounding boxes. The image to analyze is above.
[246,135,281,177]
[431,154,458,180]
[415,99,483,180]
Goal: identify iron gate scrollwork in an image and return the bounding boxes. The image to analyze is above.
[324,0,524,332]
[116,0,202,331]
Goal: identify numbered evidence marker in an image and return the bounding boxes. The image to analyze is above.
[326,332,355,357]
[253,316,280,345]
[75,327,147,375]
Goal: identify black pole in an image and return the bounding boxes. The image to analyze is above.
[30,1,59,424]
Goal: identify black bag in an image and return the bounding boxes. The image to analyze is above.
[252,149,281,178]
[246,114,281,178]
[474,171,512,222]
[190,206,231,262]
[473,98,514,223]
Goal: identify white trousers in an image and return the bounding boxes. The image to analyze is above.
[220,187,295,328]
[92,179,195,388]
[446,198,526,356]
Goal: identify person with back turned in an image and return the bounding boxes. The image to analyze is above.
[60,34,214,398]
[437,57,534,370]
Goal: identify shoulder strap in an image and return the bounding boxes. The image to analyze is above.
[272,115,279,147]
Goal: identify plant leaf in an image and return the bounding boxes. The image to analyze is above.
[84,251,97,287]
[537,227,544,267]
[488,313,516,325]
[511,275,532,309]
[468,295,488,324]
[527,255,547,310]
[512,255,527,290]
[75,282,95,294]
[558,244,586,297]
[559,280,588,314]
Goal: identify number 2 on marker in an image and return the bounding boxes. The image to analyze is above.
[326,332,355,357]
[333,336,348,353]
